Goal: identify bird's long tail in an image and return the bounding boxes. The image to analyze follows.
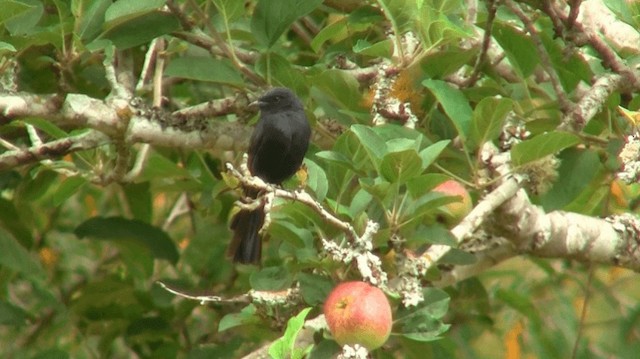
[228,200,265,264]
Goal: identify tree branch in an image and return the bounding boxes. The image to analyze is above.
[0,130,109,171]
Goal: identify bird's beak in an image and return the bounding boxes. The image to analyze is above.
[249,100,264,108]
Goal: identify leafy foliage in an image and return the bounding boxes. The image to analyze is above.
[1,0,640,358]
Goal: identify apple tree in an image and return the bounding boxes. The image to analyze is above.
[1,0,640,358]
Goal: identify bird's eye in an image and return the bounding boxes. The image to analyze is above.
[274,96,281,102]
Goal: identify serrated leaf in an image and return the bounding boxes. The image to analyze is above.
[469,97,512,150]
[511,132,581,166]
[74,216,178,264]
[165,57,244,86]
[423,79,472,141]
[251,0,323,48]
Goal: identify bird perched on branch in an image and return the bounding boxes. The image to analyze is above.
[228,87,311,264]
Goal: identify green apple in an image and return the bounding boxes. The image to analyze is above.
[323,281,392,350]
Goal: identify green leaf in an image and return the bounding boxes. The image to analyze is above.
[539,148,603,211]
[3,0,43,36]
[380,149,423,183]
[492,22,539,77]
[418,140,450,169]
[311,18,347,52]
[269,307,313,359]
[511,132,581,166]
[314,151,355,171]
[420,47,478,78]
[406,174,449,198]
[298,273,334,306]
[0,227,45,278]
[469,97,513,150]
[104,0,165,22]
[407,224,457,247]
[541,32,592,92]
[251,0,323,48]
[100,10,180,50]
[0,198,33,247]
[304,159,328,202]
[139,152,191,180]
[0,0,35,24]
[17,169,58,202]
[423,79,472,140]
[312,69,367,119]
[496,288,541,327]
[123,182,152,223]
[0,41,17,54]
[21,118,68,139]
[212,0,245,23]
[0,300,30,326]
[255,53,306,94]
[52,176,87,207]
[73,0,111,42]
[352,39,393,58]
[74,216,179,264]
[71,276,143,320]
[378,0,418,34]
[165,57,244,86]
[439,248,477,265]
[396,287,451,342]
[218,304,259,332]
[350,124,388,165]
[250,266,293,291]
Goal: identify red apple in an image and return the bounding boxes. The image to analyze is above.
[323,281,392,350]
[433,179,472,225]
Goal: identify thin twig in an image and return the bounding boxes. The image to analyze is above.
[505,0,573,114]
[462,0,498,87]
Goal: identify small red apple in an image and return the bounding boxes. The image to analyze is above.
[323,281,392,350]
[433,179,472,225]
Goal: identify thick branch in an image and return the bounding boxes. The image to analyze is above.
[559,73,624,132]
[492,187,640,271]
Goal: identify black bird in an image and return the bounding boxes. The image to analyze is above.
[229,88,311,264]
